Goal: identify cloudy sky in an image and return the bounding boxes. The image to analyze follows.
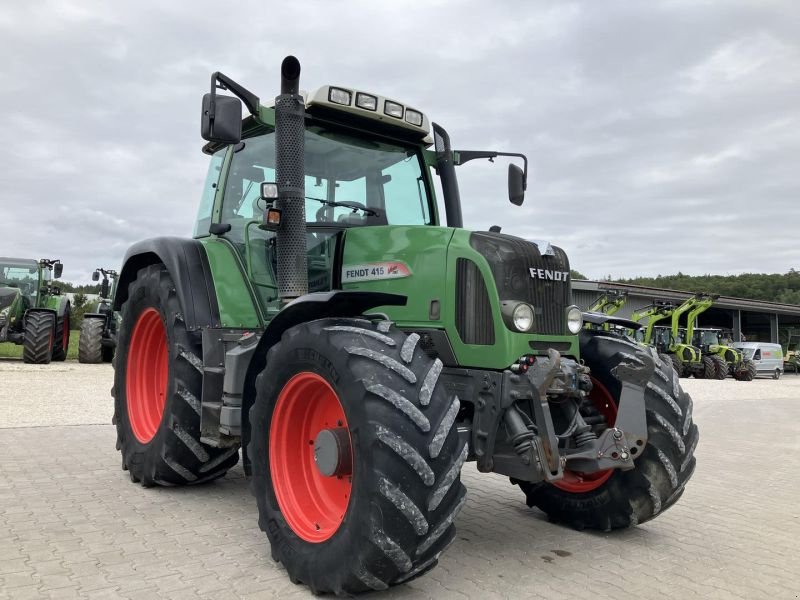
[1,0,798,282]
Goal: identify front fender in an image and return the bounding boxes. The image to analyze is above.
[239,290,406,474]
[113,237,220,331]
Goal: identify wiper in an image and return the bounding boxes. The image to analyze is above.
[305,196,380,217]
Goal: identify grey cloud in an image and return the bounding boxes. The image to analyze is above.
[0,0,797,282]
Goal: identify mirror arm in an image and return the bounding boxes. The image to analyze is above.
[211,72,261,117]
[454,150,528,190]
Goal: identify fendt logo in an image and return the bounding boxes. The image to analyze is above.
[529,268,569,281]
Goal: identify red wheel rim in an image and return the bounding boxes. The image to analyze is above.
[269,372,352,543]
[553,376,618,493]
[126,308,168,443]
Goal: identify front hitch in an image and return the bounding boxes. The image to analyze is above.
[563,352,653,472]
[496,347,653,483]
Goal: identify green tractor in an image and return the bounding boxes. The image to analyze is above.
[78,268,119,363]
[633,294,717,378]
[631,301,675,367]
[692,327,756,380]
[0,257,71,363]
[110,56,698,594]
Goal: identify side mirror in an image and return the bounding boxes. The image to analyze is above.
[92,270,100,282]
[201,93,242,145]
[54,263,63,279]
[508,163,525,206]
[100,279,110,299]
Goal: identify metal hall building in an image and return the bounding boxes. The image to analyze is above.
[573,280,800,344]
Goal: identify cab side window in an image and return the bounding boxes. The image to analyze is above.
[753,349,761,360]
[194,148,226,238]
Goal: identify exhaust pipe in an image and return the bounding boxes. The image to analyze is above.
[274,55,307,301]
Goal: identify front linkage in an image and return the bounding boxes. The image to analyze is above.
[447,345,653,486]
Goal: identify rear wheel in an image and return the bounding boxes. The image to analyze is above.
[52,304,71,361]
[518,333,699,530]
[249,318,467,595]
[773,368,782,380]
[78,318,104,363]
[113,265,239,486]
[22,312,55,364]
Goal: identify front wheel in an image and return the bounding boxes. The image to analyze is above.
[249,318,467,595]
[113,265,239,486]
[78,318,104,363]
[518,332,699,530]
[710,355,728,380]
[22,312,55,364]
[734,359,757,381]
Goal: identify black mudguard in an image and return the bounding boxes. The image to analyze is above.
[240,290,407,474]
[113,237,220,331]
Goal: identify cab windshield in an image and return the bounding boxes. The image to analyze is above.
[220,126,431,235]
[696,331,720,346]
[0,263,38,299]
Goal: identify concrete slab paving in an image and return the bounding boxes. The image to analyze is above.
[1,362,799,599]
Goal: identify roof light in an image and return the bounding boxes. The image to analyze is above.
[355,92,377,111]
[405,109,423,127]
[384,101,403,119]
[328,87,352,106]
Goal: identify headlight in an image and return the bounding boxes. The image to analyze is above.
[566,306,583,334]
[512,303,535,332]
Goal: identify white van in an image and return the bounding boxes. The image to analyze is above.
[733,342,784,379]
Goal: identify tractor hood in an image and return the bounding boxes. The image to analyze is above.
[466,232,572,336]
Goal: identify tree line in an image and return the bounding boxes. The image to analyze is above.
[605,269,800,304]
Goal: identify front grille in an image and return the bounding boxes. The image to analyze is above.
[455,258,495,345]
[470,232,571,335]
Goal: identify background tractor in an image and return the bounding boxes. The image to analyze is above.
[783,328,800,374]
[110,56,698,594]
[78,268,119,363]
[633,295,719,378]
[0,257,70,363]
[692,327,756,380]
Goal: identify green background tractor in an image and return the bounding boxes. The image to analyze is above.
[78,268,119,363]
[0,257,71,363]
[692,327,756,380]
[110,56,698,594]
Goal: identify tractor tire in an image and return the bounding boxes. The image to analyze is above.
[699,356,716,380]
[52,304,71,362]
[249,318,467,595]
[517,332,699,531]
[78,318,104,364]
[736,358,758,381]
[710,355,728,380]
[22,312,55,364]
[658,353,675,375]
[113,264,239,486]
[670,354,684,378]
[102,344,115,363]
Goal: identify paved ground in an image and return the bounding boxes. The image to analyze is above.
[1,361,799,599]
